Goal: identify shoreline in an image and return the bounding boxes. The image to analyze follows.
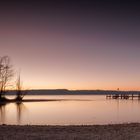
[0,99,92,104]
[0,123,140,140]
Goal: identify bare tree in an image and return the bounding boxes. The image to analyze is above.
[15,74,26,101]
[0,56,14,100]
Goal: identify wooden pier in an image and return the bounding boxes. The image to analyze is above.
[106,94,140,100]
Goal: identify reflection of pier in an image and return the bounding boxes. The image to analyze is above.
[106,94,140,100]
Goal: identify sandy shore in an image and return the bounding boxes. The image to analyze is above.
[0,123,140,140]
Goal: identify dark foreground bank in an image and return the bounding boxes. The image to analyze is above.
[0,123,140,140]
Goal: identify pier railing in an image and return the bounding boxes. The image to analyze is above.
[106,94,140,100]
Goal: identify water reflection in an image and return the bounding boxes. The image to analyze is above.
[0,103,6,124]
[0,102,27,125]
[0,95,140,125]
[16,102,27,124]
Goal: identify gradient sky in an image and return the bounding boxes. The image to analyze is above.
[0,0,140,90]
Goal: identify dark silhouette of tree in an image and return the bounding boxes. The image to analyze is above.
[0,56,14,100]
[0,55,27,102]
[15,74,27,101]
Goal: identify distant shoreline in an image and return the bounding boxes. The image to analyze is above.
[0,123,140,140]
[5,89,140,95]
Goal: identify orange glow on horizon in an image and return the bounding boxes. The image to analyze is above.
[24,84,140,91]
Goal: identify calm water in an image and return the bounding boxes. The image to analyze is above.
[0,95,140,125]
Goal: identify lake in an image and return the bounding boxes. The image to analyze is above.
[0,95,140,125]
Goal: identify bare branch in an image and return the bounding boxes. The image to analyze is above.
[0,56,14,99]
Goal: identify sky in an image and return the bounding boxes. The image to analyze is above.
[0,0,140,90]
